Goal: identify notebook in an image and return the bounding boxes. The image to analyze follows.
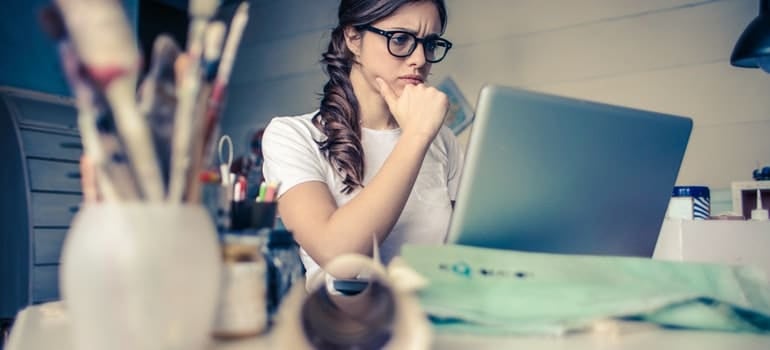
[445,85,693,257]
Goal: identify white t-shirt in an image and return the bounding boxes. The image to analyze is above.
[261,110,464,280]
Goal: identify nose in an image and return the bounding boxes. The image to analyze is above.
[405,42,428,67]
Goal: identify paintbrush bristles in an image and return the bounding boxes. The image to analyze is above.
[54,0,139,69]
[151,35,183,74]
[138,34,181,114]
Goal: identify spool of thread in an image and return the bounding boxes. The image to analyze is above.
[271,254,432,350]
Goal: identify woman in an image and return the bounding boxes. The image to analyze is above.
[262,0,463,281]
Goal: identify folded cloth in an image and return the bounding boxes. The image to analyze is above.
[400,244,770,335]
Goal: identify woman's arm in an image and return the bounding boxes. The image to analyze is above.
[277,132,431,266]
[275,81,448,267]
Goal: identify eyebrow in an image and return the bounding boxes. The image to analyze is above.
[388,26,442,37]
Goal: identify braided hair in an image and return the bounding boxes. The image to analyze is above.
[313,0,447,194]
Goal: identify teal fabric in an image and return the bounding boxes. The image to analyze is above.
[400,244,770,335]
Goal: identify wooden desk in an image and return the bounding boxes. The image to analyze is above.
[7,302,770,350]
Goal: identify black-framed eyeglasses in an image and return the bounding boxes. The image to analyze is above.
[357,25,453,63]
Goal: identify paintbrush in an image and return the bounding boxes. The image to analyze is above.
[214,2,250,90]
[201,2,250,158]
[203,21,226,83]
[94,109,144,200]
[186,21,227,203]
[168,0,221,202]
[137,34,182,189]
[39,4,138,201]
[54,0,165,201]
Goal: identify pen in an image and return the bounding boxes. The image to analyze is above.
[257,181,268,202]
[234,175,247,202]
[264,182,279,202]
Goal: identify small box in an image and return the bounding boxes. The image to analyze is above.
[666,186,710,220]
[731,181,770,220]
[654,219,770,279]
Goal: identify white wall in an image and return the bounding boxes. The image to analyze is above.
[221,0,770,198]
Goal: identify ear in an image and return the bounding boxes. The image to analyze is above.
[343,25,362,56]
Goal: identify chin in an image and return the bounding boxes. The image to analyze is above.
[393,84,407,97]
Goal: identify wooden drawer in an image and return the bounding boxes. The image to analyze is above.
[34,229,69,265]
[31,265,59,303]
[11,94,77,130]
[27,159,82,193]
[30,192,82,227]
[20,130,82,161]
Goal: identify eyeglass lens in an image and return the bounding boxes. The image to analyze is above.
[388,32,449,62]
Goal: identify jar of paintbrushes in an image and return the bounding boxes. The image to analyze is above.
[39,0,253,349]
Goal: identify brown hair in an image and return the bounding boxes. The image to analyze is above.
[313,0,448,194]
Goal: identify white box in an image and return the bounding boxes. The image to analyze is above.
[653,218,770,279]
[731,180,770,219]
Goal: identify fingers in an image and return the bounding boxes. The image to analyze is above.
[375,77,397,110]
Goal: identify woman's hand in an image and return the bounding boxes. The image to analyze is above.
[376,77,449,142]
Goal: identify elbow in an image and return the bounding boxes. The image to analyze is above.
[299,232,376,269]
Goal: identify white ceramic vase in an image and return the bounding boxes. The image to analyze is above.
[60,203,222,350]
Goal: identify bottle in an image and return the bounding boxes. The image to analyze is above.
[262,229,305,319]
[751,188,768,221]
[212,234,268,338]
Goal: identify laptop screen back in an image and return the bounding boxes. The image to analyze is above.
[446,85,693,257]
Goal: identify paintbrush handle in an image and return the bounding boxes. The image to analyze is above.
[169,11,216,202]
[184,83,215,203]
[168,78,200,202]
[215,2,249,86]
[56,0,165,201]
[105,79,166,201]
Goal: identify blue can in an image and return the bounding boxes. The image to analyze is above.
[671,186,710,220]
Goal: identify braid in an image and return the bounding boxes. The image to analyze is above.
[313,0,448,194]
[313,27,364,194]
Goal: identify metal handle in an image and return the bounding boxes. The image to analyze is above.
[59,142,83,150]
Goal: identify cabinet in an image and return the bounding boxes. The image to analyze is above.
[0,87,82,321]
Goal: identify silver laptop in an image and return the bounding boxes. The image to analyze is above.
[446,85,693,257]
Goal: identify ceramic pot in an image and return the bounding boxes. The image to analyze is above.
[60,203,222,350]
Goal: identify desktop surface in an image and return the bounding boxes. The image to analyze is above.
[7,302,770,350]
